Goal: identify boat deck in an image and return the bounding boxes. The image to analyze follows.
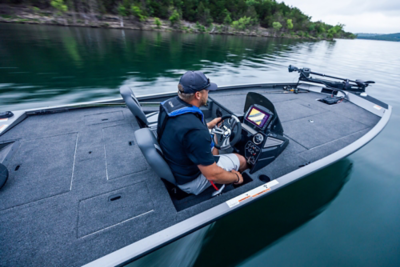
[0,87,381,266]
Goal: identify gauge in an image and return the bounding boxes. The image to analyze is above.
[253,133,264,145]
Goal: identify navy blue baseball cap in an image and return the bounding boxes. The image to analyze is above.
[178,71,218,93]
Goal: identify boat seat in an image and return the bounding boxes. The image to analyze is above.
[0,163,8,190]
[120,85,158,128]
[134,128,225,197]
[134,128,177,185]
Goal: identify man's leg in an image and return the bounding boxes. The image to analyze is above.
[233,153,248,172]
[177,175,212,195]
[178,154,248,195]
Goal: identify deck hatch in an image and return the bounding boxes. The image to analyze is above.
[273,100,327,122]
[77,182,153,238]
[0,133,77,211]
[283,112,370,149]
[102,124,148,180]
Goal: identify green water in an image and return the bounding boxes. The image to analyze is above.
[1,23,399,266]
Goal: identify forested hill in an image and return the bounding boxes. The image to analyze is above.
[0,0,355,39]
[357,33,400,42]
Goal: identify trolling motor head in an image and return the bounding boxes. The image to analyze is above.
[288,65,375,92]
[288,65,311,78]
[288,65,298,72]
[355,79,375,90]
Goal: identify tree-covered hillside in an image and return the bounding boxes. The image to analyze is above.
[0,0,355,39]
[357,33,400,42]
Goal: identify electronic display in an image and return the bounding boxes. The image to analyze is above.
[245,107,271,128]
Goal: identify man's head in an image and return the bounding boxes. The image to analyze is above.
[178,71,218,107]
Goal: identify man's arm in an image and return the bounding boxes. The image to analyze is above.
[198,163,243,185]
[207,117,222,129]
[211,147,219,156]
[208,117,222,155]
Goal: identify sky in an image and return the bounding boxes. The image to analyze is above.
[281,0,400,34]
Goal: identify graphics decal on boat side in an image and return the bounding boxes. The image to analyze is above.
[0,125,8,132]
[226,180,279,208]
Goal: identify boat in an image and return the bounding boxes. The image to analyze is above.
[0,66,391,266]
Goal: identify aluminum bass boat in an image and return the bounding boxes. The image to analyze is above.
[0,66,391,267]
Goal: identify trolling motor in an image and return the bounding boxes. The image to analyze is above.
[288,65,375,93]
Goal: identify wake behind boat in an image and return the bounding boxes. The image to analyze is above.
[0,66,391,266]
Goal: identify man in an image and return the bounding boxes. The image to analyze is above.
[157,71,248,195]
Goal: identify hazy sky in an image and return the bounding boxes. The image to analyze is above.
[281,0,400,34]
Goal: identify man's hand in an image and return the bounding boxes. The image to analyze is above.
[231,170,243,185]
[198,163,243,185]
[207,117,222,129]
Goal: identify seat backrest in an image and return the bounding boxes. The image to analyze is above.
[134,128,177,185]
[0,163,8,189]
[120,85,149,127]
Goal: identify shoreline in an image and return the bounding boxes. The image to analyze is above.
[0,4,349,40]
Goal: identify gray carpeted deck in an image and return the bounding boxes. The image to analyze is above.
[0,87,380,266]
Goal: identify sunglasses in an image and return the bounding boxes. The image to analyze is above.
[203,78,211,89]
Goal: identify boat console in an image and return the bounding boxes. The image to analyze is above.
[212,92,289,174]
[239,100,289,173]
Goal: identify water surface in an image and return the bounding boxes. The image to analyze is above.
[0,23,399,266]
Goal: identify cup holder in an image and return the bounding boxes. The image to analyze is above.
[258,174,271,182]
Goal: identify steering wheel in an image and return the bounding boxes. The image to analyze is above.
[211,115,242,150]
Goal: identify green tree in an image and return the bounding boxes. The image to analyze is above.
[315,22,326,34]
[117,4,128,17]
[181,0,197,21]
[204,8,213,26]
[154,17,161,28]
[196,1,205,22]
[195,2,212,26]
[5,0,356,39]
[147,0,170,19]
[254,0,274,28]
[327,24,344,38]
[245,5,258,25]
[223,13,232,25]
[286,19,293,30]
[195,21,206,32]
[307,23,315,32]
[131,5,147,22]
[51,0,68,13]
[272,21,282,31]
[169,9,180,25]
[232,16,251,31]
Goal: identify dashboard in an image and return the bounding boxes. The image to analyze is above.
[238,104,289,174]
[208,93,289,174]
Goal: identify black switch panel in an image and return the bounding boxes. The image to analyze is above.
[245,141,261,165]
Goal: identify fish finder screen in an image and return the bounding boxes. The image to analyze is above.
[246,107,270,128]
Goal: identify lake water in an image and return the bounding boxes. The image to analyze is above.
[1,23,399,266]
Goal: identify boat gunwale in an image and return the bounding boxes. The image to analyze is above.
[9,82,299,113]
[0,82,297,137]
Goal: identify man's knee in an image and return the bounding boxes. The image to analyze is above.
[234,153,248,171]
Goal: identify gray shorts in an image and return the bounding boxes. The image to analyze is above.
[177,153,240,195]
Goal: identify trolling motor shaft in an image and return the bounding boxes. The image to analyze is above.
[288,65,375,92]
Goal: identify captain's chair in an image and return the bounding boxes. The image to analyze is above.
[120,85,158,128]
[135,128,224,197]
[135,128,177,185]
